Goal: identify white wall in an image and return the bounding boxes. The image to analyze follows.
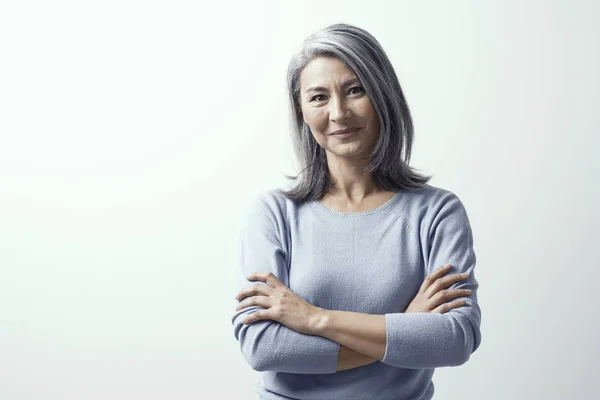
[1,1,598,399]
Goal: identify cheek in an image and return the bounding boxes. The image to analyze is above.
[371,114,380,132]
[304,111,327,133]
[365,106,380,131]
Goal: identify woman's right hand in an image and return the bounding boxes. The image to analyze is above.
[404,264,471,314]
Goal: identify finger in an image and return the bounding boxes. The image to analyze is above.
[419,264,452,294]
[424,272,470,298]
[247,272,285,288]
[438,272,471,289]
[243,310,269,324]
[429,289,472,306]
[235,295,271,311]
[431,299,467,314]
[235,283,271,301]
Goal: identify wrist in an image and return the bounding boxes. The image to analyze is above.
[310,307,331,336]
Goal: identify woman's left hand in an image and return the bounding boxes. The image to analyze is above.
[234,272,324,335]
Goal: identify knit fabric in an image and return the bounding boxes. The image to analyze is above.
[232,183,482,400]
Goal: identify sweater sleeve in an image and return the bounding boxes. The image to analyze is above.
[231,194,341,374]
[380,192,482,369]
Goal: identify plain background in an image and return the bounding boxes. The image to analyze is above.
[1,1,598,399]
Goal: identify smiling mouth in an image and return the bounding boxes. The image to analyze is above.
[330,127,359,135]
[331,128,359,138]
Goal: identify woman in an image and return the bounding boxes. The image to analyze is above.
[232,23,481,400]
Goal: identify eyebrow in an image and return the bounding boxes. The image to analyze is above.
[305,78,361,93]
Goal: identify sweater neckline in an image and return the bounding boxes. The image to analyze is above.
[308,191,402,217]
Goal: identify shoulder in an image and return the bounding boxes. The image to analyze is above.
[398,183,460,206]
[241,188,295,233]
[421,184,472,236]
[245,188,293,218]
[398,184,472,236]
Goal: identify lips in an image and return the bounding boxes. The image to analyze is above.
[330,127,359,135]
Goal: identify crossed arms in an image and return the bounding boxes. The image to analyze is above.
[232,194,482,373]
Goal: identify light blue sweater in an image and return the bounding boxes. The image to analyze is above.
[232,184,482,400]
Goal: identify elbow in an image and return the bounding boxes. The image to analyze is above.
[233,315,274,372]
[456,339,478,366]
[443,340,473,367]
[450,320,481,367]
[244,353,267,372]
[449,346,472,367]
[240,343,270,372]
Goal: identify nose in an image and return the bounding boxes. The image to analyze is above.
[329,97,350,123]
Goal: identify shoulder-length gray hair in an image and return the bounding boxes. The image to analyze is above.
[278,23,432,203]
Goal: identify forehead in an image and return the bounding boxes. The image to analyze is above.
[300,57,357,90]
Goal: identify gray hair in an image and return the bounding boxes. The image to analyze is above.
[278,23,432,203]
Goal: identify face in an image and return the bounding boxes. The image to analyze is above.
[299,56,380,164]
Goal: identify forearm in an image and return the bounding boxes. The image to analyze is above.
[336,344,379,371]
[314,307,480,370]
[234,309,340,374]
[314,309,387,361]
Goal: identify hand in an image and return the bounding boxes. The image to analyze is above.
[404,264,471,314]
[234,272,322,335]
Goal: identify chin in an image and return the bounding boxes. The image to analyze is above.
[328,147,368,159]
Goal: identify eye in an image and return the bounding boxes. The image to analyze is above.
[309,87,365,103]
